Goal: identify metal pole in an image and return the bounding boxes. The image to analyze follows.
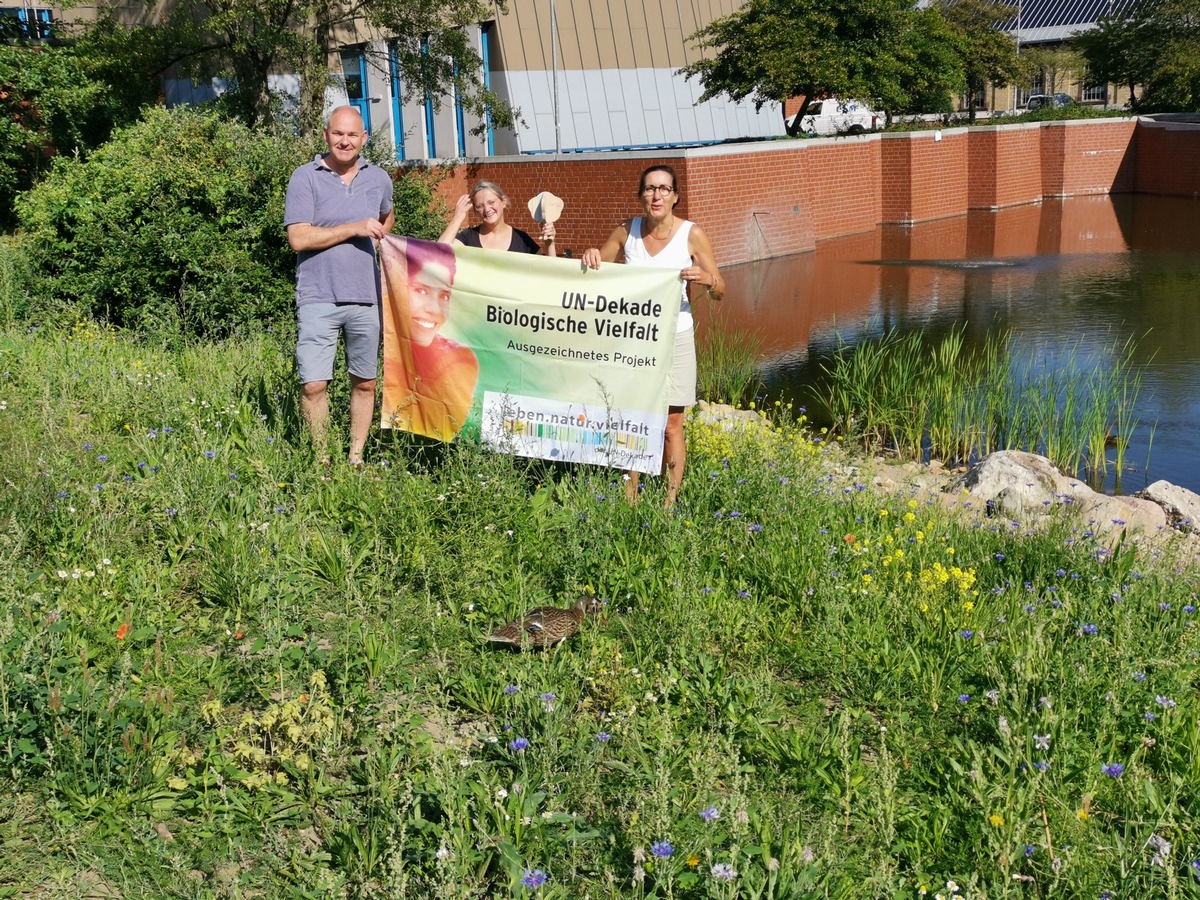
[1015,0,1022,112]
[551,0,561,153]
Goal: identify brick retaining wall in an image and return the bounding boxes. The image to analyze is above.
[405,117,1179,267]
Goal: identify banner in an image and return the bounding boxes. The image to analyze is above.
[380,237,681,474]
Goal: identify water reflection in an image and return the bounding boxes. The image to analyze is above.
[698,194,1200,494]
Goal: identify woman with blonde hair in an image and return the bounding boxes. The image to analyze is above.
[439,180,556,255]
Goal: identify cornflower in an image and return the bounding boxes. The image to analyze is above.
[520,869,547,888]
[710,863,737,881]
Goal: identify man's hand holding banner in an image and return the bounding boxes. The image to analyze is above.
[380,236,681,474]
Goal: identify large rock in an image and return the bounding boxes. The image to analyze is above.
[1134,481,1200,532]
[945,450,1095,518]
[1077,493,1168,538]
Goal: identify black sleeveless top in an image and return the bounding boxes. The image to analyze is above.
[457,226,540,254]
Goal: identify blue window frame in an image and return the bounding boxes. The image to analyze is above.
[481,23,494,156]
[340,50,371,133]
[1,6,53,42]
[388,46,406,161]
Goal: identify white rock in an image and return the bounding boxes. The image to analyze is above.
[1134,481,1200,532]
[946,450,1094,518]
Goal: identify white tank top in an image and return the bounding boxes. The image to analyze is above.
[624,217,693,332]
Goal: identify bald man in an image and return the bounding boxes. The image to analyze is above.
[285,106,395,466]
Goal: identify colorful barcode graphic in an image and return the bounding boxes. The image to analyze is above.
[504,417,650,452]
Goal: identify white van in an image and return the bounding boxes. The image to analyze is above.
[791,98,882,136]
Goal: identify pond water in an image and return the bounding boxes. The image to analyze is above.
[699,194,1200,495]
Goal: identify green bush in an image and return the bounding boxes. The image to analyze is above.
[0,28,164,227]
[17,107,308,338]
[17,106,448,338]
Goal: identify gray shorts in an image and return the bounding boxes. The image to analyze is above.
[668,326,697,407]
[296,303,381,384]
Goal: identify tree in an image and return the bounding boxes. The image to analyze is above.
[934,0,1020,120]
[875,8,966,117]
[1074,14,1155,104]
[0,26,162,225]
[1075,0,1200,110]
[91,0,516,133]
[680,0,960,135]
[1019,45,1083,97]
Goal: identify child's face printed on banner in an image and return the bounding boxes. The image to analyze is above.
[408,261,453,346]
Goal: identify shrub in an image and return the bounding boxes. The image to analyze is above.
[0,26,163,227]
[17,107,449,338]
[391,165,451,241]
[17,107,309,338]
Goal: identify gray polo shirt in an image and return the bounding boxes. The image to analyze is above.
[284,155,394,306]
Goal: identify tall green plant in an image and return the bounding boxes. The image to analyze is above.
[822,326,1149,484]
[697,326,765,407]
[0,237,33,327]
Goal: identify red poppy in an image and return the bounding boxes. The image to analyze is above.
[115,623,130,640]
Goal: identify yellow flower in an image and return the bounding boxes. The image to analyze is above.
[989,814,1005,826]
[879,508,889,517]
[962,601,975,612]
[687,855,700,868]
[1077,809,1089,821]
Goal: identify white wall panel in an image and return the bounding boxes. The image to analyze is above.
[493,63,782,154]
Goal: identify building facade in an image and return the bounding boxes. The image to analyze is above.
[18,0,785,160]
[335,0,786,160]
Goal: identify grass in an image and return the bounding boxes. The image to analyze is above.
[1,320,1199,898]
[821,326,1149,492]
[696,325,765,408]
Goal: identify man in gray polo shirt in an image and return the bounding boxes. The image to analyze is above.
[285,105,395,466]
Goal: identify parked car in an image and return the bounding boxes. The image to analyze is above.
[1024,93,1075,111]
[791,98,882,136]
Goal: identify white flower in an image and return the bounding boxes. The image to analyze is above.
[495,788,508,800]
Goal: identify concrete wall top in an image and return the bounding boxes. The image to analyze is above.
[880,128,971,142]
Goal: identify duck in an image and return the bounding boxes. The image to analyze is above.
[487,594,604,649]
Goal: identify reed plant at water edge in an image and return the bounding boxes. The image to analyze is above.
[696,325,765,407]
[821,326,1149,485]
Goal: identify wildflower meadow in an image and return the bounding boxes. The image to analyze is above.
[1,321,1198,898]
